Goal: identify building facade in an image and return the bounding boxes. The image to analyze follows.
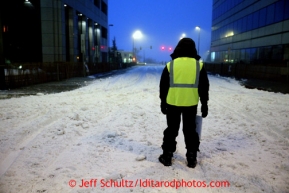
[118,50,134,63]
[210,0,289,65]
[1,0,108,63]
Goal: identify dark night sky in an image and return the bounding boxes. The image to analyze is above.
[108,0,213,62]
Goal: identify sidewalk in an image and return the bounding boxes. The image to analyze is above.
[240,79,289,94]
[209,72,289,94]
[0,69,128,99]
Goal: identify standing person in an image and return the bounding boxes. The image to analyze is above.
[159,37,209,168]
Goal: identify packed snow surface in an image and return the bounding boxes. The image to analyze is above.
[0,64,288,193]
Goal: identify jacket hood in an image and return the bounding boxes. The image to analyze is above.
[170,38,201,60]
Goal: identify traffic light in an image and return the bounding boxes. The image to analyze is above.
[168,47,172,51]
[161,46,165,50]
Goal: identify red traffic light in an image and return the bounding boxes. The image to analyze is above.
[160,46,173,51]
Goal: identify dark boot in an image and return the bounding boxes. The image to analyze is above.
[159,151,173,166]
[186,152,197,168]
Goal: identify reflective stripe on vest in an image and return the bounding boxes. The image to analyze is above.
[169,60,200,88]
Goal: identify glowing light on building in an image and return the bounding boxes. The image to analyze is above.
[225,32,234,37]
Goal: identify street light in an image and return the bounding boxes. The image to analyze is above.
[132,30,143,61]
[195,26,200,54]
[180,33,186,40]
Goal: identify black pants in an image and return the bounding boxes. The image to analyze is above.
[161,105,200,156]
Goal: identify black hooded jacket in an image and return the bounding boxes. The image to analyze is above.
[159,38,209,105]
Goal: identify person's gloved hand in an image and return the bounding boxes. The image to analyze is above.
[161,102,167,115]
[201,103,208,118]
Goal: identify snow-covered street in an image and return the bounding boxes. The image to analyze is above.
[0,64,288,193]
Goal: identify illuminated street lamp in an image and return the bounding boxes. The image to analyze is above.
[195,26,200,54]
[180,33,186,40]
[132,30,143,60]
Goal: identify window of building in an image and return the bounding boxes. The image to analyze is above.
[240,49,246,63]
[233,20,238,35]
[249,48,257,63]
[241,16,248,33]
[266,3,275,25]
[274,0,284,23]
[252,11,259,30]
[284,44,289,60]
[101,26,107,39]
[285,0,289,20]
[271,45,283,61]
[94,0,100,8]
[213,0,289,42]
[228,22,233,35]
[244,49,251,63]
[213,0,244,20]
[215,52,220,62]
[258,7,267,28]
[227,0,232,12]
[247,14,253,31]
[259,46,271,61]
[211,52,216,62]
[229,50,235,63]
[220,3,225,17]
[223,51,228,62]
[237,18,243,34]
[101,1,107,15]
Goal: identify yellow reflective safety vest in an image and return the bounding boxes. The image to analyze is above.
[166,57,203,107]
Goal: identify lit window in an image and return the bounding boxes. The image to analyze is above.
[211,52,215,62]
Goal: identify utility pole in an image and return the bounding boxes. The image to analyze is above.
[196,26,201,54]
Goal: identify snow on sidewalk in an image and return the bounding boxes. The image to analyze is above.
[0,65,288,193]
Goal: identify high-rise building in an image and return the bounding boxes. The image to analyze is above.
[210,0,289,65]
[1,0,108,63]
